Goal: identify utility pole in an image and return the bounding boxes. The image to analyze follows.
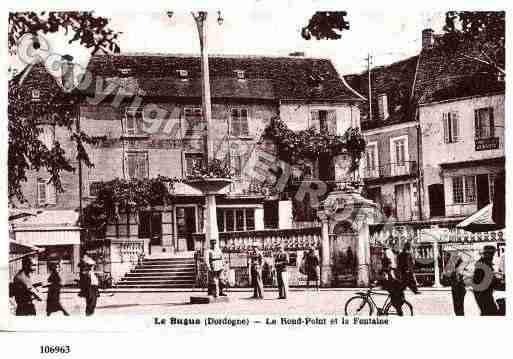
[365,53,373,121]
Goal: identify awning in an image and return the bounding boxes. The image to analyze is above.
[9,240,42,257]
[457,203,499,233]
[8,208,40,221]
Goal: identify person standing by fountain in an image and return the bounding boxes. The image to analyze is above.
[250,245,264,299]
[208,239,226,298]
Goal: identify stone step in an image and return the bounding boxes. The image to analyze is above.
[121,273,196,280]
[135,263,195,269]
[114,283,197,288]
[132,268,194,273]
[142,258,196,263]
[117,278,195,283]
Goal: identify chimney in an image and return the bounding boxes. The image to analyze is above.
[422,28,434,50]
[289,51,305,57]
[61,54,74,92]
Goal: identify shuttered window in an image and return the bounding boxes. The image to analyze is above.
[184,107,203,136]
[443,112,459,143]
[126,152,149,179]
[37,179,56,206]
[310,109,337,134]
[452,175,476,204]
[125,108,143,136]
[475,107,495,139]
[231,108,249,137]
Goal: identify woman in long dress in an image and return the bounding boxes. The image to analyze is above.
[46,261,69,316]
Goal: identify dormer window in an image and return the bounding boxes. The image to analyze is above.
[177,69,189,81]
[32,89,40,101]
[234,70,246,80]
[377,93,389,120]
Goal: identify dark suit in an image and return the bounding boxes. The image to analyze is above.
[472,258,498,316]
[79,271,99,316]
[397,250,419,294]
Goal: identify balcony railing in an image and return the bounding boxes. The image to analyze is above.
[363,161,418,180]
[192,227,322,254]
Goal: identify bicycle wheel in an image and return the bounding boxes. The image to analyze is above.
[344,296,373,316]
[383,300,414,316]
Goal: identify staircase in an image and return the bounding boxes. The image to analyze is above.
[116,257,197,289]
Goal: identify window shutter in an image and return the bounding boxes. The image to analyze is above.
[310,110,320,130]
[443,113,449,144]
[47,182,57,204]
[489,107,495,137]
[37,181,47,205]
[241,109,249,136]
[127,154,136,179]
[451,112,459,142]
[327,110,337,135]
[231,109,240,137]
[138,153,148,179]
[474,109,480,139]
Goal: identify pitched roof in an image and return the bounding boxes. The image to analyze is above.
[80,53,361,102]
[347,38,505,131]
[413,44,505,104]
[345,56,419,130]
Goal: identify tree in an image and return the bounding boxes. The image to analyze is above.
[9,11,121,55]
[8,12,120,202]
[301,11,350,40]
[441,11,505,75]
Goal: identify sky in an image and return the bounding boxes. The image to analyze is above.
[9,9,447,77]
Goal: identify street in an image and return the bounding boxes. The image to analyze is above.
[9,288,484,316]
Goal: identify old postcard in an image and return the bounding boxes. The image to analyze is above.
[1,4,510,352]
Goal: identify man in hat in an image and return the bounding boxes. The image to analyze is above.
[12,256,42,315]
[79,255,99,316]
[397,242,420,294]
[275,244,289,299]
[207,239,226,297]
[472,245,499,315]
[250,245,264,299]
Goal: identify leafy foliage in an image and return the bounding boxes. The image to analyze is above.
[8,11,121,55]
[80,176,181,229]
[8,81,96,201]
[440,11,505,73]
[261,117,366,171]
[301,11,350,40]
[187,158,233,180]
[8,12,121,202]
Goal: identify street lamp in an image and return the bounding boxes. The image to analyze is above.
[166,12,229,262]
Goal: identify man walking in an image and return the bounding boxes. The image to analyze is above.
[381,240,405,316]
[442,251,469,316]
[275,244,289,299]
[397,242,420,294]
[78,255,100,316]
[13,256,42,315]
[472,245,499,316]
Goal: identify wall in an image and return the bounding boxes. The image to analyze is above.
[420,94,505,218]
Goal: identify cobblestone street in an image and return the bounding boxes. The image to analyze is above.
[10,288,486,316]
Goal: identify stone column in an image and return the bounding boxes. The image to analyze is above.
[432,240,442,288]
[204,193,219,260]
[319,214,331,287]
[254,206,264,230]
[355,214,370,287]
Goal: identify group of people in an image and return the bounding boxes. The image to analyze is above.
[207,239,320,300]
[442,245,505,316]
[11,254,101,316]
[382,240,505,316]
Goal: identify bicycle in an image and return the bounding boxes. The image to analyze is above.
[344,283,414,316]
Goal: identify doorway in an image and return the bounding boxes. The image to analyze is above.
[176,206,197,251]
[139,211,163,245]
[428,184,445,217]
[476,174,491,210]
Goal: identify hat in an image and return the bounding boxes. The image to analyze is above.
[480,245,497,254]
[81,255,96,266]
[210,239,217,243]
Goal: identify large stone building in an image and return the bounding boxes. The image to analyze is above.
[346,28,505,224]
[12,53,363,262]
